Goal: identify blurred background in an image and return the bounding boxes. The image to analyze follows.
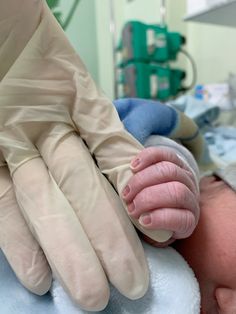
[46,0,236,108]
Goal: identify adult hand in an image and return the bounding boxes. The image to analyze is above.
[122,146,200,246]
[0,1,149,311]
[0,142,148,311]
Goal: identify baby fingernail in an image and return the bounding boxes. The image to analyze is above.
[131,158,140,169]
[122,185,130,197]
[139,214,152,226]
[128,202,135,213]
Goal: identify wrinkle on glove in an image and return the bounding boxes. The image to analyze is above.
[0,166,52,295]
[0,0,153,311]
[0,0,171,245]
[0,0,42,81]
[36,124,149,300]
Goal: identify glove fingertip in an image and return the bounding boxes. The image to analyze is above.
[19,270,52,296]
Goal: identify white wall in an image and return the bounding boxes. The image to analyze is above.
[60,0,99,82]
[166,0,187,73]
[186,22,236,85]
[184,0,236,85]
[94,0,114,99]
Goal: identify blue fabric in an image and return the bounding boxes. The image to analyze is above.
[0,250,87,314]
[169,95,220,129]
[205,126,236,163]
[113,98,178,145]
[114,98,212,167]
[170,95,236,164]
[0,250,57,314]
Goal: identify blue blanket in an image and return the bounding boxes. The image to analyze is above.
[114,98,214,169]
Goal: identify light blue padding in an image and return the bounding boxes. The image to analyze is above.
[169,95,220,129]
[205,126,236,163]
[0,249,83,314]
[170,95,236,164]
[0,250,56,314]
[113,98,178,145]
[0,242,200,314]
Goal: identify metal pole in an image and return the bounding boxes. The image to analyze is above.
[109,0,118,99]
[160,0,166,27]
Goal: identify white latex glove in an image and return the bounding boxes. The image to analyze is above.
[0,1,177,310]
[0,0,151,311]
[0,141,149,311]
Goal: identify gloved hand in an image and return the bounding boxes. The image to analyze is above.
[0,1,152,311]
[0,144,149,312]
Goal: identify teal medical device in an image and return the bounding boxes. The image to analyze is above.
[118,62,185,101]
[118,21,185,64]
[117,21,195,101]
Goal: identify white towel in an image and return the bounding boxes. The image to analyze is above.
[51,242,200,314]
[0,242,200,313]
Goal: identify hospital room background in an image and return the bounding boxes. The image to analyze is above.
[48,0,236,167]
[52,0,235,96]
[49,0,236,165]
[1,1,236,313]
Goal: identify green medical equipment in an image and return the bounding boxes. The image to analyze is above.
[119,21,185,64]
[118,62,185,101]
[117,20,195,101]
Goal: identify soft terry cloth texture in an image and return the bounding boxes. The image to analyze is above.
[0,242,200,314]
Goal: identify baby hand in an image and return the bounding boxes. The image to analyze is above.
[122,147,200,243]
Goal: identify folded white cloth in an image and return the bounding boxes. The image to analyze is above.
[0,242,200,314]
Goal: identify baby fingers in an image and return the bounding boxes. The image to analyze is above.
[123,161,199,204]
[127,181,198,217]
[130,146,190,173]
[127,181,199,239]
[139,208,196,239]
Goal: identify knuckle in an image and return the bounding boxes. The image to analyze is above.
[159,146,171,155]
[134,171,144,187]
[137,190,149,205]
[138,147,157,167]
[156,161,178,179]
[135,188,152,211]
[167,182,188,204]
[146,146,157,160]
[165,148,176,161]
[164,147,181,164]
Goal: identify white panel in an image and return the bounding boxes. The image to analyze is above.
[185,0,236,27]
[187,0,209,15]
